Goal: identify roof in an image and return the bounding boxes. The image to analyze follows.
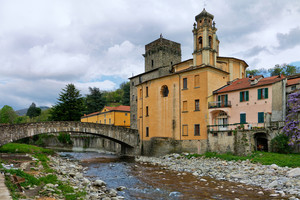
[105,105,130,112]
[215,75,285,94]
[195,8,214,21]
[81,105,130,118]
[287,77,300,86]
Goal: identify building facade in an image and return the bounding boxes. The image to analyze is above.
[131,9,249,155]
[81,105,130,128]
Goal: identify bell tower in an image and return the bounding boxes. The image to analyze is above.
[192,9,219,67]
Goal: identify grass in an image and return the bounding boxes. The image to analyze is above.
[185,151,300,168]
[0,143,54,155]
[0,143,86,200]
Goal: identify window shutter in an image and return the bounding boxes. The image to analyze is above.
[258,112,264,123]
[240,92,243,102]
[240,113,246,124]
[265,88,268,99]
[246,91,249,101]
[258,89,262,100]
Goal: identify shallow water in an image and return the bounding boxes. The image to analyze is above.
[59,152,286,200]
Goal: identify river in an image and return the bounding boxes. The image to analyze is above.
[59,151,286,200]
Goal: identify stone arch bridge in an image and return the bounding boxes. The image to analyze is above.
[0,121,140,155]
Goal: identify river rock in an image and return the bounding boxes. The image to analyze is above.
[109,188,118,197]
[116,186,126,191]
[93,179,106,187]
[268,180,278,188]
[287,168,300,177]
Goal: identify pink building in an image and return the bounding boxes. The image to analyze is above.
[208,75,286,131]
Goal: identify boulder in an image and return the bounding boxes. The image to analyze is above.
[287,168,300,177]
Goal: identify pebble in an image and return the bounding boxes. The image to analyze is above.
[136,153,300,198]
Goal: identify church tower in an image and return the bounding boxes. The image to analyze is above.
[192,9,219,67]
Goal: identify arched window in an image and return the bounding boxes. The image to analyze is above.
[209,36,212,48]
[161,85,169,97]
[198,36,202,48]
[217,111,228,130]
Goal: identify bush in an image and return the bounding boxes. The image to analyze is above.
[271,133,292,154]
[57,132,73,145]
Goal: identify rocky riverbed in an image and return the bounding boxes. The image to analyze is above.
[48,155,126,200]
[136,153,300,200]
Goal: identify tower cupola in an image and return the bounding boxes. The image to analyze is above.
[192,9,219,67]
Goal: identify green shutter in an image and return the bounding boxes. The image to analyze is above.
[265,88,268,99]
[225,95,228,106]
[240,113,246,124]
[258,89,262,100]
[246,91,249,101]
[218,95,221,107]
[240,92,243,102]
[258,112,264,123]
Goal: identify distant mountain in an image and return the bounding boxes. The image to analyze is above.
[16,106,50,116]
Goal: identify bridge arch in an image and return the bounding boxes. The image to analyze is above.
[0,122,140,155]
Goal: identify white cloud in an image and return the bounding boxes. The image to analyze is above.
[0,0,299,109]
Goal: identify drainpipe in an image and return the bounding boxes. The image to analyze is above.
[178,74,182,141]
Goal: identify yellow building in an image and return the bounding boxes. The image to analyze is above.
[133,9,248,155]
[81,105,130,128]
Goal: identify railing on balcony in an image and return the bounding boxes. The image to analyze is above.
[207,122,266,132]
[208,101,231,109]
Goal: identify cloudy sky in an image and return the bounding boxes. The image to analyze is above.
[0,0,300,110]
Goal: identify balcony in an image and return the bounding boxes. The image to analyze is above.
[208,101,231,109]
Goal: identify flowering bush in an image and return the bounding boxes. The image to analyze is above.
[282,90,300,146]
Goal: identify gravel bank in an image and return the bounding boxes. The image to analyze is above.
[136,153,300,199]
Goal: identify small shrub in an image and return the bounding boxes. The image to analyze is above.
[271,133,292,154]
[57,132,73,145]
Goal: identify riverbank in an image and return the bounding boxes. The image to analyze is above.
[136,153,300,199]
[0,143,125,200]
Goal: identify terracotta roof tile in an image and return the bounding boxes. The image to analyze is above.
[216,75,285,94]
[287,77,300,86]
[105,105,130,112]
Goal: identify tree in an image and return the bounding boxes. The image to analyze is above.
[120,82,130,106]
[282,90,300,146]
[50,84,84,121]
[0,105,18,124]
[85,87,106,113]
[268,64,299,76]
[26,102,41,118]
[246,69,260,77]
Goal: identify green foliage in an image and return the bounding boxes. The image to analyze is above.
[4,175,25,199]
[85,87,106,114]
[271,133,292,154]
[120,81,130,106]
[0,143,54,155]
[26,102,41,118]
[57,132,73,145]
[268,64,299,76]
[246,69,260,77]
[0,105,18,124]
[50,84,84,121]
[185,151,300,167]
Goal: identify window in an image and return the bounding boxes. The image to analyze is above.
[194,124,200,136]
[218,94,228,107]
[125,113,128,116]
[228,131,232,136]
[139,108,142,117]
[146,127,149,137]
[258,88,268,100]
[109,119,111,124]
[146,106,149,116]
[240,91,249,102]
[209,36,212,48]
[139,89,142,98]
[194,75,200,87]
[100,120,101,124]
[291,85,296,91]
[183,101,187,112]
[258,112,264,123]
[151,60,154,67]
[195,99,199,111]
[198,36,202,48]
[133,114,136,120]
[146,86,149,97]
[132,81,134,86]
[240,113,246,124]
[182,125,188,136]
[161,85,169,97]
[104,119,106,124]
[183,78,187,89]
[132,95,135,101]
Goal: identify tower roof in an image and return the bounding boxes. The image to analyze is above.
[195,8,214,21]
